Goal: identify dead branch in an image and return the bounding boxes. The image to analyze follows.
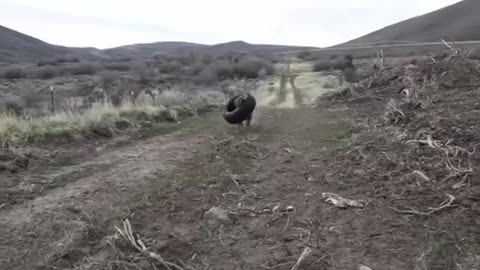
[390,193,457,216]
[114,219,186,270]
[412,170,431,182]
[290,247,312,270]
[322,192,366,208]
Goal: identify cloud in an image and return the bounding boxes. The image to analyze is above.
[0,0,462,48]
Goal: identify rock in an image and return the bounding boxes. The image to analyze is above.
[357,264,373,270]
[203,207,232,225]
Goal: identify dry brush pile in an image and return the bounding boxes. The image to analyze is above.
[319,51,480,268]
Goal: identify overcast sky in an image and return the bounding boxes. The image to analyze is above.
[0,0,462,49]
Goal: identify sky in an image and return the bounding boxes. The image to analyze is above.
[0,0,463,49]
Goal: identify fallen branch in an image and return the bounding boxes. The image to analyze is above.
[290,247,312,270]
[322,192,366,208]
[114,219,186,270]
[390,194,457,216]
[412,170,431,182]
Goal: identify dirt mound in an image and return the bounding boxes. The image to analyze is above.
[0,148,29,173]
[315,51,480,269]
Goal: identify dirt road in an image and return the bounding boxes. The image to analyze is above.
[1,100,478,269]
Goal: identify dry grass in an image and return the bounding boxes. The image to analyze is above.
[0,89,227,146]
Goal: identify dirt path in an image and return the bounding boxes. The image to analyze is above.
[0,123,220,269]
[2,101,477,270]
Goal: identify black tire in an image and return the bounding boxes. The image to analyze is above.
[223,94,256,125]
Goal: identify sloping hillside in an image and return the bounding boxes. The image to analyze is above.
[339,0,480,46]
[0,25,104,62]
[102,41,207,59]
[0,25,70,62]
[0,24,314,63]
[104,40,315,59]
[208,40,315,54]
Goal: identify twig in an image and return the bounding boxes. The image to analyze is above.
[412,170,431,182]
[114,219,186,270]
[284,216,291,231]
[390,194,457,216]
[441,39,454,50]
[230,177,241,189]
[290,247,312,270]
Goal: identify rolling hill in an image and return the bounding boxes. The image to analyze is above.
[338,0,480,47]
[0,25,314,63]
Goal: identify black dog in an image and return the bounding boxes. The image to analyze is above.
[223,93,256,127]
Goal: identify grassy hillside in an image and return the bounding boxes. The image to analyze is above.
[339,0,480,46]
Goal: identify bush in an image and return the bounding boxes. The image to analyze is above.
[36,67,57,79]
[189,63,206,76]
[213,61,235,80]
[193,68,218,85]
[56,56,80,63]
[233,57,274,79]
[157,61,183,74]
[313,60,331,72]
[2,68,27,79]
[104,63,131,71]
[297,50,312,59]
[69,63,101,75]
[99,71,116,87]
[37,59,59,67]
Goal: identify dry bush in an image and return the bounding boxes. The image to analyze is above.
[103,63,131,72]
[35,67,57,79]
[313,60,332,72]
[99,71,117,87]
[313,58,347,72]
[56,56,80,63]
[157,61,183,74]
[37,59,59,67]
[2,68,27,79]
[233,57,274,78]
[69,63,101,75]
[297,50,312,60]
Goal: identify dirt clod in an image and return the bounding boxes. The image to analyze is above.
[203,206,232,225]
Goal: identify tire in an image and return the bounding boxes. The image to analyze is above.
[223,94,256,125]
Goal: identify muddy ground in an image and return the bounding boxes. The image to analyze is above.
[2,54,480,270]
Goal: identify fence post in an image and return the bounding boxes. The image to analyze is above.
[100,88,105,104]
[50,85,55,113]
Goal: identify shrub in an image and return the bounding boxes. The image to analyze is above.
[213,61,234,80]
[37,59,59,67]
[36,67,57,79]
[193,68,218,85]
[297,50,312,59]
[233,57,274,79]
[189,63,206,76]
[56,56,80,63]
[313,60,332,72]
[69,63,101,75]
[104,63,131,72]
[99,71,116,87]
[2,68,27,79]
[157,61,183,74]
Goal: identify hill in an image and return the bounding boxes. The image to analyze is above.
[0,24,314,63]
[338,0,480,47]
[0,25,104,63]
[104,40,315,59]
